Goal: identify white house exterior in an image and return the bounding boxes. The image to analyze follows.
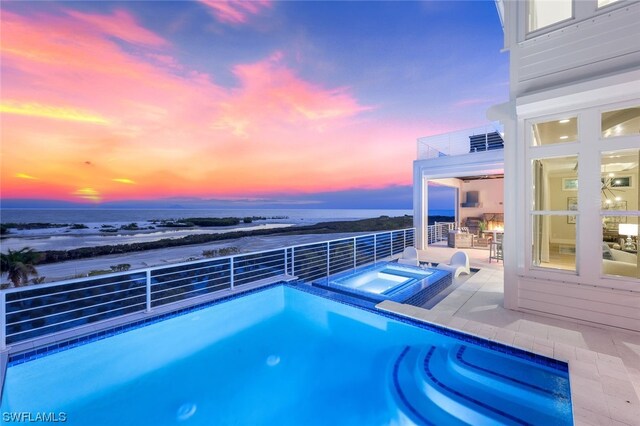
[493,0,640,331]
[415,0,640,331]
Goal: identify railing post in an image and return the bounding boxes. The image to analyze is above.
[284,248,288,275]
[230,257,235,290]
[390,231,394,256]
[145,270,152,313]
[292,247,296,277]
[326,242,330,277]
[353,237,357,271]
[0,290,6,351]
[374,234,377,263]
[403,229,407,248]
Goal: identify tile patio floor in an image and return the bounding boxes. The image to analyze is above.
[378,242,640,426]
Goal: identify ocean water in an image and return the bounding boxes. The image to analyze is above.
[0,208,415,225]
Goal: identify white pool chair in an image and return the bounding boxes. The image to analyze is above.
[398,247,419,266]
[435,251,470,278]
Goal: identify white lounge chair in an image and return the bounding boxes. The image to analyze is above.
[435,251,471,278]
[397,247,419,266]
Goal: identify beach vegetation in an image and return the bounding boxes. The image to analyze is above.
[2,222,68,230]
[0,247,42,287]
[88,269,112,276]
[120,223,140,231]
[202,247,240,258]
[110,264,131,272]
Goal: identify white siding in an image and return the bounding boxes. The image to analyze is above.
[517,276,640,331]
[510,2,640,97]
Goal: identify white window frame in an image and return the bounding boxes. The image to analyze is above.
[525,111,583,280]
[519,0,633,41]
[597,100,640,282]
[521,103,639,291]
[529,115,580,147]
[524,0,575,37]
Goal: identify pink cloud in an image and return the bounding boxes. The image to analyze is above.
[146,53,184,70]
[452,97,502,108]
[198,0,272,24]
[66,9,167,47]
[213,52,372,137]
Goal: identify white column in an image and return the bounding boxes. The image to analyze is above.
[413,163,428,250]
[502,112,519,310]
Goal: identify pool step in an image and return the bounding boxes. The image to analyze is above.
[390,346,471,426]
[446,344,571,413]
[390,345,572,426]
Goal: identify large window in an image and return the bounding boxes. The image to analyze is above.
[602,106,640,139]
[531,116,578,146]
[527,105,639,285]
[528,0,573,32]
[598,0,621,8]
[601,149,639,279]
[531,156,578,271]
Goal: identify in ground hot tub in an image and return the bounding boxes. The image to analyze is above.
[314,262,452,305]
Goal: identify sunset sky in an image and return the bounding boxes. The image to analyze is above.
[0,1,507,209]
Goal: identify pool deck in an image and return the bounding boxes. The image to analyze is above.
[377,243,640,426]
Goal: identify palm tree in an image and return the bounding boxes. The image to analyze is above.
[0,247,42,287]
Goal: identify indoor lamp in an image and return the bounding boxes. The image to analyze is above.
[618,223,638,251]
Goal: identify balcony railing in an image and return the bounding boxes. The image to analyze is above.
[417,124,504,160]
[426,222,455,244]
[1,228,415,351]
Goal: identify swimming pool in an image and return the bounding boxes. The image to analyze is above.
[315,262,452,305]
[1,284,572,425]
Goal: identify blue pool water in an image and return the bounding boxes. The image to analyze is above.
[1,285,572,425]
[315,262,452,305]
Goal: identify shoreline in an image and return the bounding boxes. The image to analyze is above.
[0,223,295,252]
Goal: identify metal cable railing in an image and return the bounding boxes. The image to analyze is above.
[1,228,415,350]
[426,222,455,244]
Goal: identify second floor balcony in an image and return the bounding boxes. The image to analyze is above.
[417,125,504,160]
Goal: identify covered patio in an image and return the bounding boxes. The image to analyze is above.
[413,125,505,251]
